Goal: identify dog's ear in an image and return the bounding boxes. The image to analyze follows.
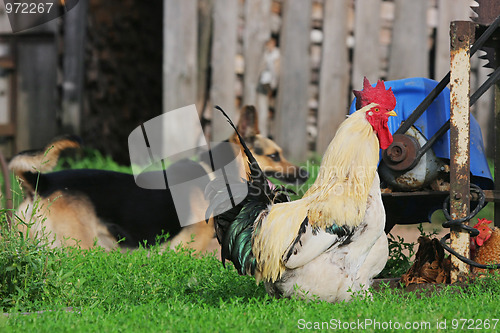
[237,105,260,140]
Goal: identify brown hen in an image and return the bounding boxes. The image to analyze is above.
[472,218,500,275]
[401,236,450,286]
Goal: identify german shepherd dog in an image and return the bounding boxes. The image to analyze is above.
[9,105,309,252]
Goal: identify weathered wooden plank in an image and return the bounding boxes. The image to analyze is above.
[316,0,350,154]
[17,37,58,151]
[61,0,88,135]
[435,0,473,79]
[471,57,494,157]
[2,18,58,152]
[275,0,311,162]
[163,0,200,149]
[351,0,381,91]
[197,0,214,116]
[387,0,429,80]
[164,0,198,109]
[244,0,272,138]
[243,0,271,107]
[0,3,15,156]
[210,0,238,141]
[0,77,8,125]
[0,2,11,33]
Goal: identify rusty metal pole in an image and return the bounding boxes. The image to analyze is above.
[449,21,475,282]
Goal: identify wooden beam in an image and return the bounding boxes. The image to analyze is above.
[351,0,381,90]
[196,0,214,117]
[387,0,428,80]
[163,0,199,150]
[61,0,88,135]
[243,0,271,107]
[16,31,58,151]
[435,0,473,79]
[470,54,494,158]
[210,0,238,141]
[316,0,350,154]
[164,0,198,112]
[275,0,311,162]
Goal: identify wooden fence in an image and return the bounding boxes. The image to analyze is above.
[0,1,88,156]
[0,0,494,164]
[175,0,494,162]
[0,9,60,155]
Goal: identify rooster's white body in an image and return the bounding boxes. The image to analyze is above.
[263,175,386,302]
[207,80,394,303]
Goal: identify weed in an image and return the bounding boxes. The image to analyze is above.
[0,212,76,310]
[416,222,440,238]
[378,223,441,279]
[1,165,78,311]
[378,233,415,278]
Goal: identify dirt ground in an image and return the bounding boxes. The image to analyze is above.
[389,221,448,259]
[390,221,448,246]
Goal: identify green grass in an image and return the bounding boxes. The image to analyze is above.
[2,238,500,332]
[55,148,133,174]
[2,151,500,332]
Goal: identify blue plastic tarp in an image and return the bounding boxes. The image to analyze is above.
[349,77,493,190]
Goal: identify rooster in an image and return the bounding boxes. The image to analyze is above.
[472,218,500,275]
[205,78,396,302]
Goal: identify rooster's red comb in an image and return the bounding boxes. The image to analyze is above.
[353,77,396,111]
[473,218,492,229]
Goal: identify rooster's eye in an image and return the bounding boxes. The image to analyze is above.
[374,108,379,112]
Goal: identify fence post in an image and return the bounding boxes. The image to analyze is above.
[275,0,311,162]
[210,0,238,141]
[387,0,428,80]
[316,0,350,154]
[435,0,473,80]
[197,0,214,118]
[243,0,271,107]
[163,0,199,147]
[62,0,88,135]
[351,0,381,90]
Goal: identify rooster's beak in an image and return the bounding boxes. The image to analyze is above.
[387,110,397,117]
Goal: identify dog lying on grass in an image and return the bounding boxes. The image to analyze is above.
[9,105,309,252]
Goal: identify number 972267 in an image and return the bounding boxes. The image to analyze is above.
[452,319,498,330]
[5,2,54,14]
